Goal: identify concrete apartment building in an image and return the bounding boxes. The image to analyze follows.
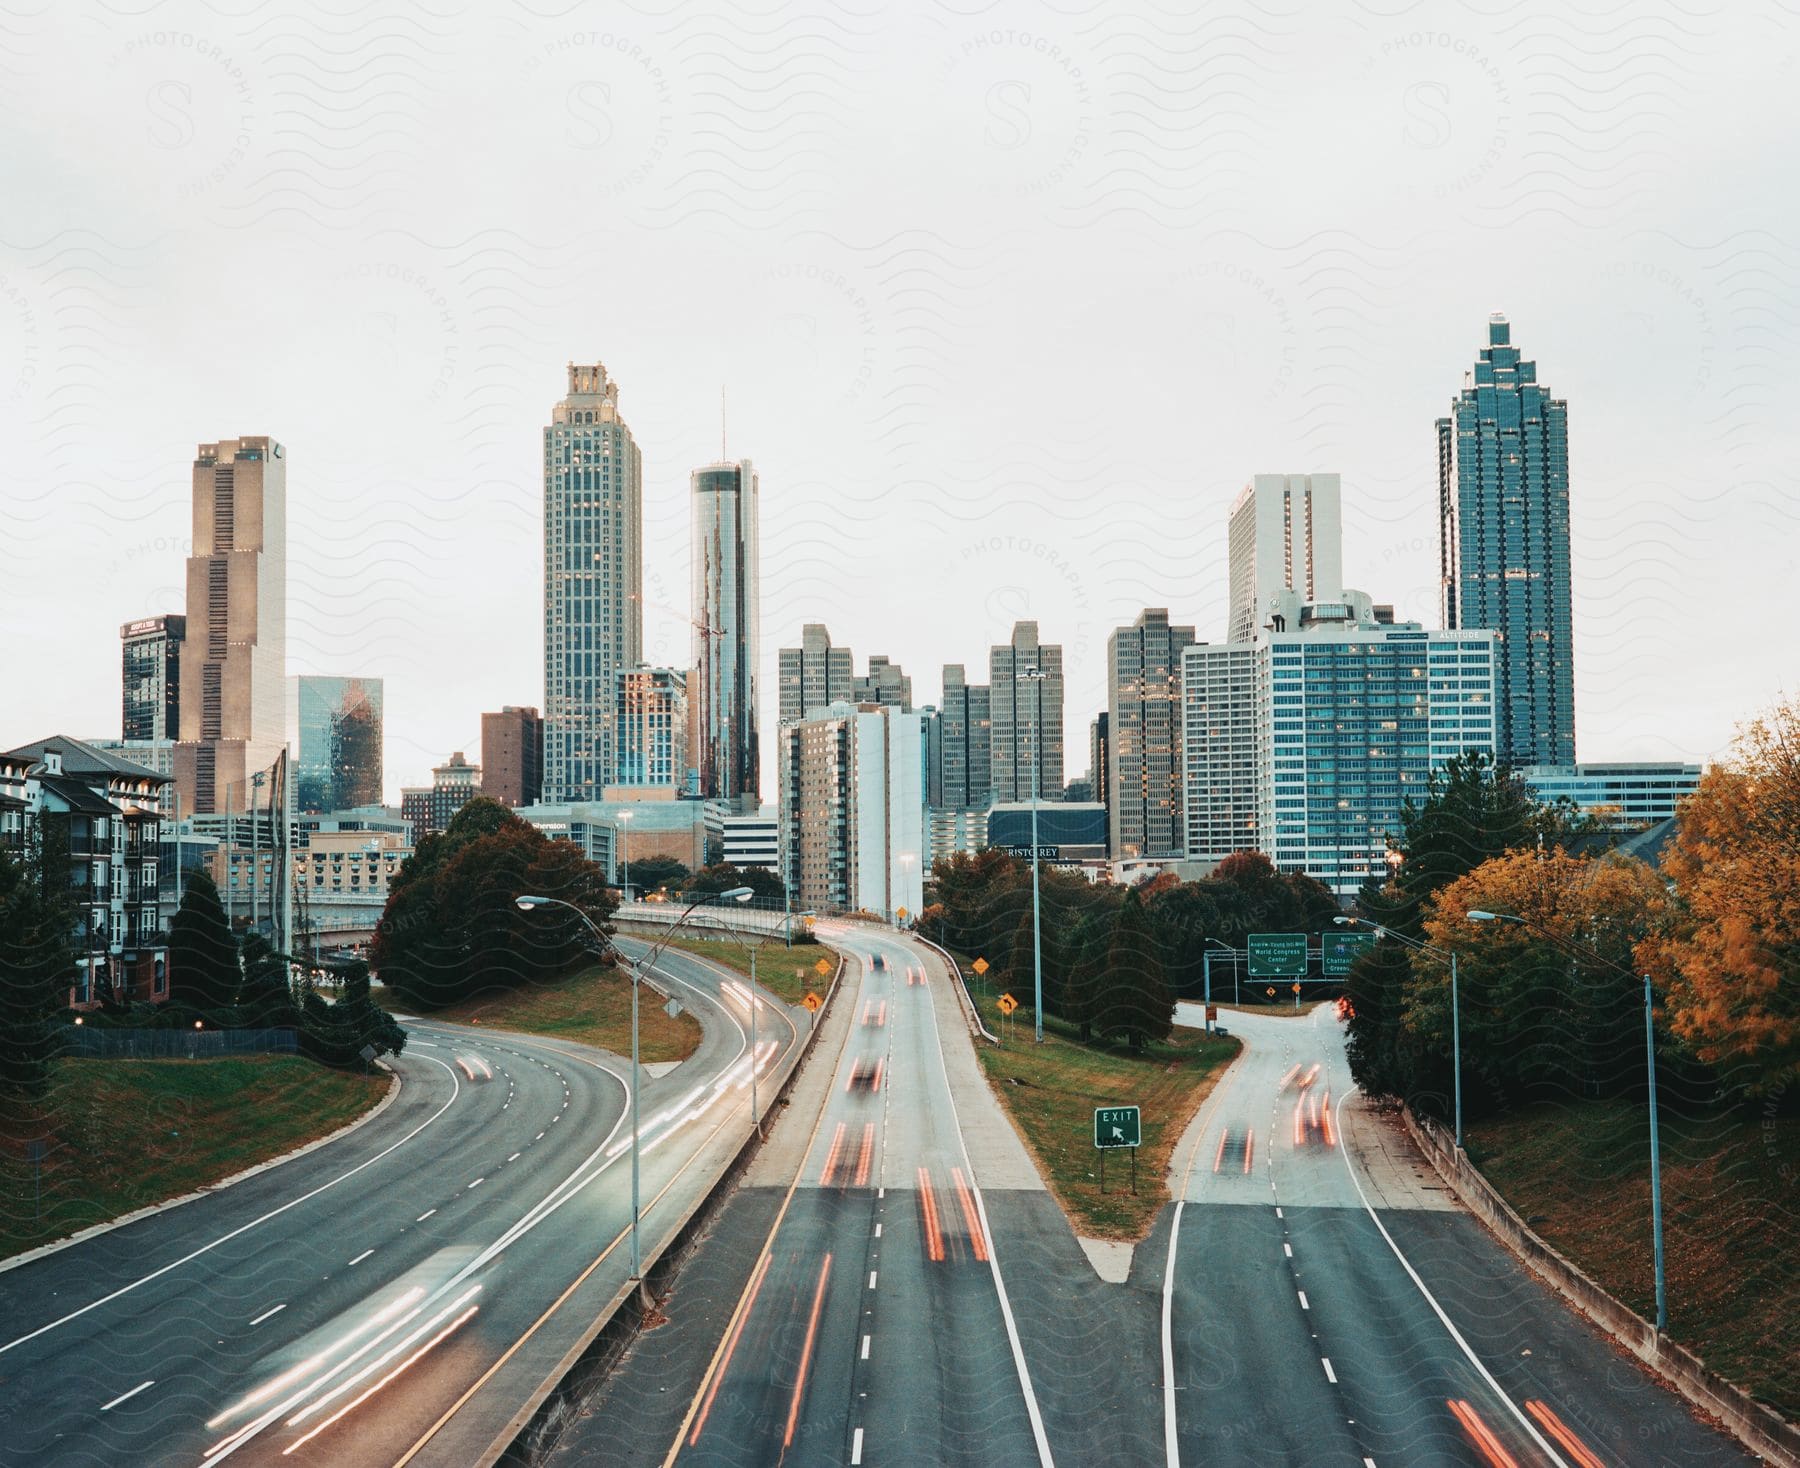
[481,705,544,807]
[777,623,855,725]
[988,621,1064,804]
[1107,608,1196,859]
[1226,473,1344,644]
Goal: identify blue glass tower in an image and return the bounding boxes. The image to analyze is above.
[1438,315,1575,766]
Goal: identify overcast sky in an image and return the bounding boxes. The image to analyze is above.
[4,1,1796,797]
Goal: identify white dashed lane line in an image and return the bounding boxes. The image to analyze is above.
[348,1249,374,1266]
[1321,1358,1337,1384]
[468,1177,485,1189]
[100,1381,154,1412]
[248,1304,285,1326]
[508,1152,521,1163]
[416,1209,436,1222]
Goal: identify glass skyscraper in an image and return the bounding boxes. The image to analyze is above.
[543,363,643,802]
[692,460,759,806]
[1438,314,1575,766]
[288,675,383,813]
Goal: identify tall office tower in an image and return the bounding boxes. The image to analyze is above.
[543,363,643,803]
[935,665,992,809]
[777,703,924,918]
[854,655,912,710]
[1226,474,1344,643]
[988,621,1064,804]
[174,436,287,816]
[616,666,693,789]
[122,615,186,742]
[1107,609,1196,858]
[1180,644,1258,860]
[777,623,854,724]
[1438,314,1575,765]
[287,676,383,813]
[1090,713,1110,820]
[692,459,760,806]
[481,705,544,808]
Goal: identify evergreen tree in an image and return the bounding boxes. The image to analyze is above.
[1099,887,1173,1053]
[169,869,240,1012]
[238,931,297,1027]
[0,824,78,1097]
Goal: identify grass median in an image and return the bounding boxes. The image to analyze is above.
[0,1056,387,1260]
[967,986,1240,1241]
[654,935,839,1007]
[1467,1099,1799,1419]
[396,963,702,1063]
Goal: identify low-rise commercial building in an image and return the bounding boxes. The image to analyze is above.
[1520,762,1701,830]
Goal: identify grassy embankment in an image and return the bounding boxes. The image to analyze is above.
[654,935,840,1006]
[965,983,1240,1240]
[1468,1099,1799,1419]
[0,1057,386,1260]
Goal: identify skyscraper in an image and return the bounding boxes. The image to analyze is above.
[543,363,643,803]
[288,676,383,812]
[1226,474,1344,643]
[988,621,1064,804]
[481,705,544,808]
[853,655,912,710]
[692,460,760,806]
[778,623,855,724]
[935,665,991,810]
[616,666,694,791]
[1438,314,1575,765]
[1107,609,1196,858]
[121,615,185,742]
[173,436,286,816]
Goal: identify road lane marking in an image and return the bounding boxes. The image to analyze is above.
[861,1334,871,1359]
[874,1223,881,1238]
[101,1380,155,1411]
[249,1305,286,1326]
[1297,1291,1309,1310]
[689,1252,773,1445]
[415,1210,436,1222]
[536,1132,544,1140]
[1524,1401,1607,1468]
[468,1177,485,1189]
[508,1152,520,1163]
[1322,1358,1337,1383]
[348,1249,374,1266]
[868,1270,878,1289]
[1335,1090,1571,1468]
[783,1254,834,1448]
[1283,1243,1292,1258]
[851,1426,865,1464]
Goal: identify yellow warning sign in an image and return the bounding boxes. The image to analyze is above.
[803,991,823,1013]
[972,957,990,976]
[997,993,1019,1016]
[814,958,832,976]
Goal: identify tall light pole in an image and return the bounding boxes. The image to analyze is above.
[1017,666,1048,1042]
[1469,908,1667,1333]
[516,884,753,1281]
[616,809,634,906]
[1203,936,1232,1032]
[1336,915,1463,1149]
[896,852,916,927]
[724,887,772,1136]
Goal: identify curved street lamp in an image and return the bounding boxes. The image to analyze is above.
[1468,908,1667,1334]
[515,884,754,1281]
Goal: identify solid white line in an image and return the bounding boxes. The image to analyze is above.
[1298,1291,1309,1310]
[100,1380,154,1411]
[861,1334,871,1359]
[1162,1197,1185,1468]
[1321,1358,1336,1383]
[851,1427,865,1465]
[0,1055,462,1358]
[416,1210,436,1222]
[348,1249,374,1266]
[1333,1087,1572,1468]
[248,1304,286,1326]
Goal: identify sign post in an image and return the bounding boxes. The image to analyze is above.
[1292,981,1303,1011]
[997,990,1018,1044]
[972,955,990,995]
[1094,1105,1142,1194]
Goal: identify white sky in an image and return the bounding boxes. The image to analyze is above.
[3,1,1796,798]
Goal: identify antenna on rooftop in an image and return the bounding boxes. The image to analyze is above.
[721,385,727,461]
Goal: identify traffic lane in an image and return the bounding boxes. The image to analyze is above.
[1171,1202,1368,1465]
[1376,1207,1758,1467]
[2,1031,617,1466]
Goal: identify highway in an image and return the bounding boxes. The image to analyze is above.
[0,936,803,1467]
[1163,1003,1758,1467]
[664,920,1051,1468]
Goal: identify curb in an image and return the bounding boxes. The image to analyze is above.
[0,1058,402,1276]
[1402,1105,1799,1468]
[911,934,998,1045]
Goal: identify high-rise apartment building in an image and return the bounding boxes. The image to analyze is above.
[777,703,924,919]
[777,623,855,725]
[122,615,186,742]
[1180,644,1258,860]
[853,655,912,710]
[1226,474,1344,643]
[481,705,544,808]
[1107,609,1196,859]
[173,436,287,816]
[543,363,643,803]
[288,676,383,813]
[1438,314,1575,765]
[1090,713,1110,823]
[988,621,1064,804]
[934,665,991,810]
[692,460,759,806]
[616,666,694,790]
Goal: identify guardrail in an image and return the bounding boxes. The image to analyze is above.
[909,934,998,1046]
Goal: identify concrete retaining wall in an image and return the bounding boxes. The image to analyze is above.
[1403,1107,1799,1468]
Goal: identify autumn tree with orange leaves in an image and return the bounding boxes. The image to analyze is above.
[1642,697,1800,1100]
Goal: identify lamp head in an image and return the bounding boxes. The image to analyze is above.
[1467,909,1500,922]
[722,886,755,902]
[1332,915,1353,926]
[516,895,547,911]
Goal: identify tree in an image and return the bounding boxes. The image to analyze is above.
[625,854,689,894]
[169,869,240,1011]
[238,932,298,1028]
[300,956,406,1066]
[0,824,78,1097]
[1060,910,1110,1042]
[1097,887,1173,1052]
[1644,697,1800,1100]
[688,862,785,904]
[1342,937,1415,1102]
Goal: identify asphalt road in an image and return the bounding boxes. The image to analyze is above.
[1165,1003,1759,1467]
[666,922,1051,1468]
[0,939,801,1468]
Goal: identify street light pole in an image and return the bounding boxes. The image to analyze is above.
[1336,916,1463,1149]
[1203,937,1231,1035]
[617,809,633,907]
[515,884,753,1281]
[1468,907,1667,1333]
[1017,666,1048,1043]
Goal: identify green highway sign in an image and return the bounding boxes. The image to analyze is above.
[1094,1106,1141,1149]
[1321,930,1377,977]
[1247,933,1309,978]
